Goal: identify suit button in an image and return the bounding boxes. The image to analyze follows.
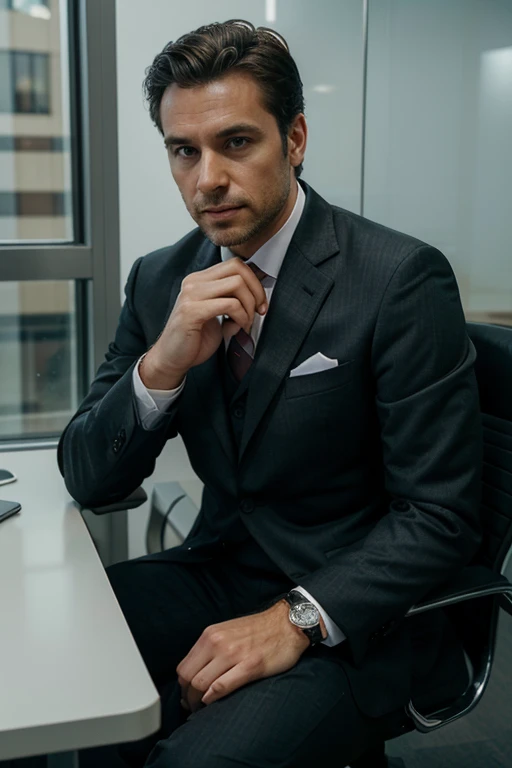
[233,406,244,418]
[117,429,126,446]
[239,498,255,514]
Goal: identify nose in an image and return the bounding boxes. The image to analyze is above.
[196,150,228,195]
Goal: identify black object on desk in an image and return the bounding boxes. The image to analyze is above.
[0,499,21,524]
[0,469,17,487]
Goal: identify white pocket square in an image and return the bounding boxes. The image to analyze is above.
[289,352,338,377]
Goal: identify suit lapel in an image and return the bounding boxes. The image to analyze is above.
[239,184,340,463]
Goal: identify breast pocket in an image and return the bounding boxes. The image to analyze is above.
[284,359,356,399]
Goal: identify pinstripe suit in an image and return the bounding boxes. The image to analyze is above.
[60,181,482,765]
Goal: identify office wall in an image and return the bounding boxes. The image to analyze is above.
[115,0,365,558]
[364,0,512,317]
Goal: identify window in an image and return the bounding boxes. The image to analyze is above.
[0,51,50,114]
[0,281,78,439]
[0,0,120,443]
[12,51,50,114]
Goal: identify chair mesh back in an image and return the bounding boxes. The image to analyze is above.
[467,323,512,572]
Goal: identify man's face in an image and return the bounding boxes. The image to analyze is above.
[159,71,306,257]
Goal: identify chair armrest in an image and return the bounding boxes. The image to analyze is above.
[405,565,512,618]
[82,486,148,515]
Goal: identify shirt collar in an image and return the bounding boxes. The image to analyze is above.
[220,181,305,280]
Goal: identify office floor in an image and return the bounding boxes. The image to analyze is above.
[2,613,510,768]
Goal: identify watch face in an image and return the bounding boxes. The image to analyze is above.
[289,602,320,628]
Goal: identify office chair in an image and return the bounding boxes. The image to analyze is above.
[352,321,512,766]
[89,322,512,768]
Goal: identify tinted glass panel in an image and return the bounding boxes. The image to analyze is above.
[0,280,78,439]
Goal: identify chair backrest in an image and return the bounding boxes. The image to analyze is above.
[400,323,512,736]
[467,322,512,575]
[443,323,512,724]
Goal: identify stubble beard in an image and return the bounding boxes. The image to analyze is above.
[187,171,292,249]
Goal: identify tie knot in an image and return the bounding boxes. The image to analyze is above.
[248,262,267,282]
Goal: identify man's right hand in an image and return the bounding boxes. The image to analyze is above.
[139,258,267,390]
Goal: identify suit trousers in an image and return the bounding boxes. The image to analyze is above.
[79,546,390,768]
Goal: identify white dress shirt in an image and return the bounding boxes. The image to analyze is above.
[132,182,345,646]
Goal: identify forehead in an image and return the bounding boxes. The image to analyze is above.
[159,71,275,139]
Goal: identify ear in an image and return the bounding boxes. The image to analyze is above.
[287,113,307,171]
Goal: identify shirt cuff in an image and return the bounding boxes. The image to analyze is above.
[294,586,346,647]
[132,355,186,430]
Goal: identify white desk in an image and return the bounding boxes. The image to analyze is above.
[0,448,160,762]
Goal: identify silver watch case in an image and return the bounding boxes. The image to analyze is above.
[288,602,320,629]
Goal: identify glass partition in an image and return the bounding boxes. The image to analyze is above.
[364,0,512,325]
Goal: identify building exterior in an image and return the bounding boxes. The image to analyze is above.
[0,0,72,240]
[0,0,75,439]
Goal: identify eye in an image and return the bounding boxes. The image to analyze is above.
[227,137,249,149]
[174,146,197,158]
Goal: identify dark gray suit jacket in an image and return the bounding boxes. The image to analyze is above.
[59,181,482,717]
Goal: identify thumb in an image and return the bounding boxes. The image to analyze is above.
[222,317,241,341]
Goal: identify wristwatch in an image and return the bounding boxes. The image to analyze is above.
[284,590,324,646]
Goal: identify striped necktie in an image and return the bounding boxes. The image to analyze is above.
[226,263,267,382]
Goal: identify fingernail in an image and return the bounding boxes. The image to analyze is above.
[258,304,267,314]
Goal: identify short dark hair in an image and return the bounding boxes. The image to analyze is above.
[143,19,305,177]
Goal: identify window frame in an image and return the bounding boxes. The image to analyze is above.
[0,0,120,449]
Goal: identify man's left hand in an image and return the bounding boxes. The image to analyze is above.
[176,599,310,711]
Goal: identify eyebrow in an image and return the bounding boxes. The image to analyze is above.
[164,123,264,147]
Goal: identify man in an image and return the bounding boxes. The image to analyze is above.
[59,19,482,768]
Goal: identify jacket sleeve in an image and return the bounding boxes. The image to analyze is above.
[299,245,483,666]
[58,257,180,508]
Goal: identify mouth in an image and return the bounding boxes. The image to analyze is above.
[202,205,245,220]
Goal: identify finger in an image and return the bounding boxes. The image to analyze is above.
[185,684,205,713]
[180,672,212,713]
[178,678,202,713]
[202,661,261,705]
[186,275,257,325]
[177,639,214,686]
[236,259,267,313]
[191,656,235,694]
[188,298,252,334]
[222,317,242,340]
[199,260,267,313]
